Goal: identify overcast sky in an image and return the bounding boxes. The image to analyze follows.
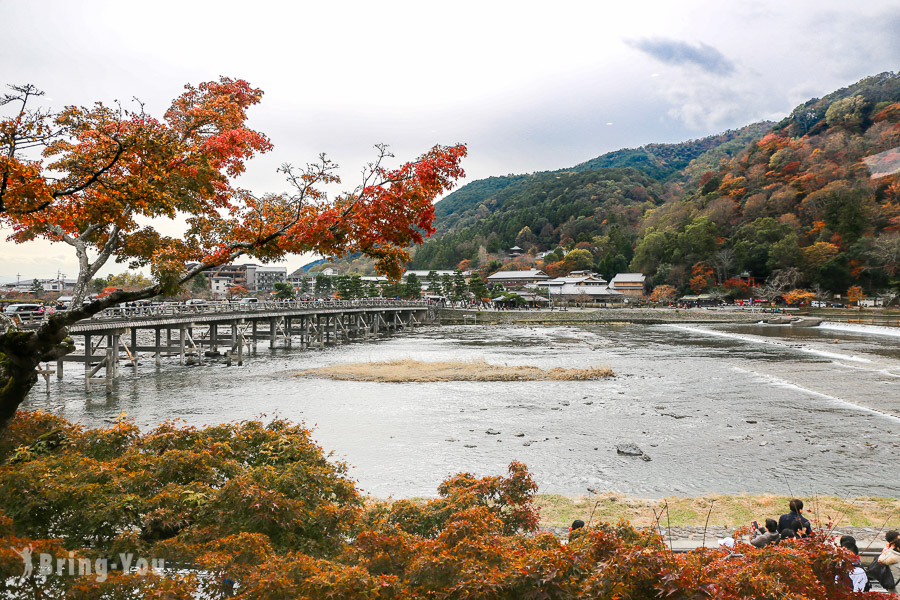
[1,0,898,282]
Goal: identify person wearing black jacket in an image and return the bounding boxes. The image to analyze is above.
[778,498,812,536]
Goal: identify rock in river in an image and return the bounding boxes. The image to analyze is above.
[617,442,652,461]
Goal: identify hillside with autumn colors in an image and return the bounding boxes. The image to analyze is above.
[408,72,900,299]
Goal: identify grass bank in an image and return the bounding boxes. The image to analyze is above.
[537,493,900,529]
[297,359,613,382]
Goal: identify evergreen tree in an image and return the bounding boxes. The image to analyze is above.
[427,270,439,292]
[366,280,379,297]
[314,273,332,297]
[440,274,453,298]
[452,269,468,302]
[29,279,45,295]
[404,273,422,299]
[334,275,352,299]
[468,273,488,303]
[382,281,403,298]
[348,275,364,298]
[297,278,310,296]
[273,281,295,300]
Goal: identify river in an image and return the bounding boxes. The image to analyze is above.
[23,320,900,499]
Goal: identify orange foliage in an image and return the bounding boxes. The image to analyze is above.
[783,288,816,306]
[650,284,678,302]
[0,411,875,599]
[689,262,714,293]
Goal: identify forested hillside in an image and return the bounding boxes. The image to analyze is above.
[409,72,900,298]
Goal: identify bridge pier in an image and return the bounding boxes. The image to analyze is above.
[40,301,432,391]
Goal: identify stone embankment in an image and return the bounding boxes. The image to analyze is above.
[438,307,766,326]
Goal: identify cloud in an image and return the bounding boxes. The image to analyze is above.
[628,38,735,76]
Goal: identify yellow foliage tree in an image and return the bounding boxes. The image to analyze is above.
[802,242,840,268]
[847,285,865,306]
[783,289,815,306]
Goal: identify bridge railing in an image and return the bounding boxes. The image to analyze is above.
[9,299,431,326]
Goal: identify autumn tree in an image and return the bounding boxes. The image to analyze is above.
[650,284,678,303]
[847,285,866,306]
[0,412,870,599]
[106,272,154,290]
[783,288,816,306]
[227,285,248,300]
[689,262,714,293]
[0,79,466,431]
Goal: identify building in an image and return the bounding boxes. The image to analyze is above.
[1,278,78,294]
[536,273,623,302]
[197,263,286,294]
[609,273,647,297]
[486,269,549,289]
[201,264,252,292]
[210,276,233,298]
[253,265,287,293]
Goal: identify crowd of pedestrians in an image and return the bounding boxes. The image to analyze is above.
[567,498,899,594]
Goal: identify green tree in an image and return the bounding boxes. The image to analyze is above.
[314,274,332,297]
[273,281,295,300]
[564,248,593,271]
[189,273,209,293]
[404,273,422,299]
[679,216,718,264]
[468,273,489,302]
[441,273,453,298]
[366,280,379,297]
[348,275,364,299]
[382,281,403,298]
[426,270,439,292]
[296,277,310,295]
[29,280,44,295]
[452,269,468,301]
[88,277,109,293]
[107,272,154,289]
[334,275,351,299]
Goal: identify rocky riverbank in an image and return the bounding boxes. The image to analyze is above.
[438,307,767,325]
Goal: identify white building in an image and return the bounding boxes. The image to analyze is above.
[609,273,647,297]
[535,273,623,302]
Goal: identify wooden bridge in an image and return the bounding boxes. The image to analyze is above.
[20,300,436,392]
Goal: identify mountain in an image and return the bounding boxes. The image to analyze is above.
[409,72,900,296]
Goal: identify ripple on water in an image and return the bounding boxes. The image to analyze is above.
[22,323,900,498]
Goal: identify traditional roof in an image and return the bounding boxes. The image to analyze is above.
[542,274,608,286]
[402,270,469,278]
[610,273,646,284]
[548,283,623,297]
[487,269,549,281]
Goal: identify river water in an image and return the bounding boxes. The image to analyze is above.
[23,321,900,499]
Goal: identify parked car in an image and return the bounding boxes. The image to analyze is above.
[4,303,45,316]
[237,297,259,305]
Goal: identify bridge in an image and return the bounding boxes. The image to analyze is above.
[16,300,437,392]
